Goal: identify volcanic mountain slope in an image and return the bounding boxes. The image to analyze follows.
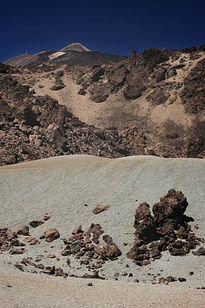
[1,46,204,165]
[3,42,126,67]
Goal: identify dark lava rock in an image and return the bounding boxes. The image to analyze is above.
[192,247,205,256]
[178,277,186,282]
[127,189,202,265]
[29,220,44,228]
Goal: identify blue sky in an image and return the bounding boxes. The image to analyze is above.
[1,0,204,62]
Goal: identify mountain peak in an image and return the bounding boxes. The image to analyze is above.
[60,42,91,52]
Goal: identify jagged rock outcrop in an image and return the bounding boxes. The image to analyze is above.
[127,190,204,265]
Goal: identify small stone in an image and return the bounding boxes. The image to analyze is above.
[178,277,186,282]
[72,225,83,235]
[42,266,55,275]
[92,205,109,214]
[17,226,29,236]
[46,254,56,258]
[9,248,24,255]
[30,238,39,245]
[87,282,93,286]
[15,263,24,271]
[192,247,205,256]
[44,229,60,242]
[29,220,44,228]
[36,264,44,269]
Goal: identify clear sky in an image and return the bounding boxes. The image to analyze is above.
[1,0,204,62]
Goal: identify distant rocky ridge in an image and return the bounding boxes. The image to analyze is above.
[3,42,126,67]
[0,45,205,166]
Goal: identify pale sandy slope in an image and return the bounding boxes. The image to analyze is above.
[0,155,205,307]
[0,272,205,308]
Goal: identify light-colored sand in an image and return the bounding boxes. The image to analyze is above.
[0,155,205,306]
[0,272,205,308]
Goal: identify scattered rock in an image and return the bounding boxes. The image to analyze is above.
[92,205,109,214]
[87,282,93,286]
[55,267,68,277]
[9,248,25,255]
[47,254,56,258]
[42,266,56,275]
[102,235,114,245]
[43,215,51,221]
[17,226,29,236]
[178,277,186,282]
[72,225,83,235]
[192,247,205,256]
[14,263,24,271]
[29,220,44,228]
[44,229,60,242]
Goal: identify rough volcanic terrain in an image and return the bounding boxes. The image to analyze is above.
[0,154,205,306]
[0,155,205,286]
[0,45,205,166]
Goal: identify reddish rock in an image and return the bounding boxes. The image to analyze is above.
[46,254,56,258]
[44,229,60,242]
[35,263,44,269]
[104,244,122,259]
[30,238,39,245]
[24,236,39,245]
[72,225,83,235]
[17,226,29,236]
[92,205,109,214]
[6,229,17,240]
[43,215,51,221]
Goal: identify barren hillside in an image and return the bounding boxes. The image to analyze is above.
[0,46,204,166]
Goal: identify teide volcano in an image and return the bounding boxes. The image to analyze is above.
[3,42,126,67]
